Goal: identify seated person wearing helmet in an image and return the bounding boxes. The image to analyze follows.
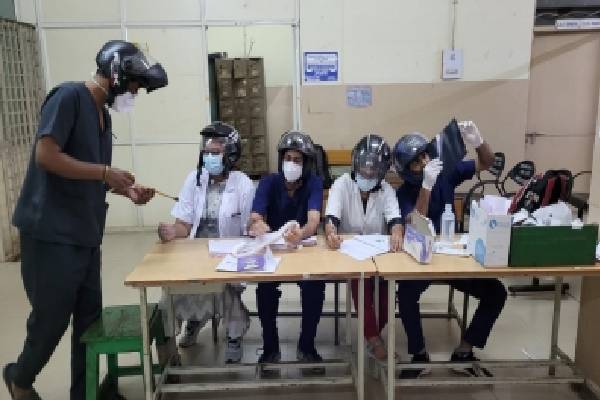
[393,121,507,378]
[157,122,255,364]
[324,134,403,361]
[247,131,324,372]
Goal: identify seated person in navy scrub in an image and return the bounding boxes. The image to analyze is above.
[393,121,507,378]
[247,131,324,374]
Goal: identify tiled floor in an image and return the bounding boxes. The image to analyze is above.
[0,231,594,400]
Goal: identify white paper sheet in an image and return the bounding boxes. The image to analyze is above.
[208,239,244,256]
[596,243,600,261]
[339,237,388,261]
[353,234,390,252]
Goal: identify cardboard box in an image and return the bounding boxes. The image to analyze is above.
[234,79,248,98]
[235,117,250,137]
[253,155,268,172]
[241,138,251,156]
[221,118,236,127]
[509,224,598,267]
[219,100,235,118]
[238,156,252,171]
[467,204,511,267]
[251,118,266,136]
[234,59,248,78]
[249,98,265,117]
[248,78,264,98]
[215,59,233,79]
[248,58,263,78]
[251,136,266,154]
[217,78,233,98]
[234,98,249,116]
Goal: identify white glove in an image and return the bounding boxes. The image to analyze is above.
[422,158,443,191]
[458,120,484,148]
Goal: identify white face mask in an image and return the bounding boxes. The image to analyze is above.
[111,92,136,113]
[283,161,302,182]
[356,174,378,192]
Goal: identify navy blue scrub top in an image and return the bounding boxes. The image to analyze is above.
[13,82,113,247]
[396,160,475,234]
[251,172,323,231]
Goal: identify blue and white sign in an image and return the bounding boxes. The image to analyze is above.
[304,51,339,84]
[346,86,372,108]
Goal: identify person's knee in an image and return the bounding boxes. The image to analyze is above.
[300,281,325,298]
[256,282,280,299]
[485,281,508,312]
[396,282,425,309]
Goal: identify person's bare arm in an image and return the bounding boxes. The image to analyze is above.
[475,142,494,172]
[284,210,321,244]
[158,219,192,243]
[248,212,271,237]
[36,136,134,190]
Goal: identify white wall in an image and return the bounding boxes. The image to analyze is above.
[15,0,536,229]
[300,0,534,84]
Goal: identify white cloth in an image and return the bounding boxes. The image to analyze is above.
[160,169,256,338]
[171,169,255,238]
[325,173,401,234]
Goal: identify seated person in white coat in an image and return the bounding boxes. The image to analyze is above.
[324,134,403,360]
[157,121,255,363]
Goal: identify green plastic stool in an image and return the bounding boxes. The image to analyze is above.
[81,304,166,400]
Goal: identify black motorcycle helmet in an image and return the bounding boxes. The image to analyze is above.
[196,121,241,184]
[277,131,315,179]
[393,132,434,185]
[351,134,391,191]
[96,40,168,105]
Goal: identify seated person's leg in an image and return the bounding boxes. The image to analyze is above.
[449,278,507,353]
[351,278,387,360]
[297,280,326,372]
[447,278,507,376]
[397,280,433,378]
[224,283,250,364]
[256,282,282,363]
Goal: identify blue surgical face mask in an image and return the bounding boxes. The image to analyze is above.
[203,153,224,176]
[356,174,378,192]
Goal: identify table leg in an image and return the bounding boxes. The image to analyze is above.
[374,275,380,327]
[357,273,365,400]
[139,288,154,400]
[387,278,395,400]
[549,277,563,376]
[346,279,352,347]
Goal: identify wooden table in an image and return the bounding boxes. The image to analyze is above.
[125,237,376,400]
[375,252,600,400]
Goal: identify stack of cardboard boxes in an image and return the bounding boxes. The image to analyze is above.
[215,57,268,176]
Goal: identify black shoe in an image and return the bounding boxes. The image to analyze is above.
[296,347,325,376]
[399,352,431,379]
[258,348,281,377]
[450,351,493,377]
[3,364,42,400]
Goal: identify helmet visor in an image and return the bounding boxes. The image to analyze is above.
[122,48,168,92]
[353,150,389,181]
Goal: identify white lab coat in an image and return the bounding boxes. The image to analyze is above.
[171,169,255,238]
[325,173,401,234]
[160,168,256,338]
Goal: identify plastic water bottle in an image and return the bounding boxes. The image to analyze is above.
[441,203,455,242]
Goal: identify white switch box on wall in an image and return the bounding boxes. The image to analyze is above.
[442,48,463,80]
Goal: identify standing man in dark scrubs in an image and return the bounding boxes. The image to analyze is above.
[3,40,168,400]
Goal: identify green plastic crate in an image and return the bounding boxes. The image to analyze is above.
[509,224,598,267]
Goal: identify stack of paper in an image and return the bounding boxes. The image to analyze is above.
[339,234,390,261]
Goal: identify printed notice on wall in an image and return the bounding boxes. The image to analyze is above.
[346,86,372,108]
[304,52,339,84]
